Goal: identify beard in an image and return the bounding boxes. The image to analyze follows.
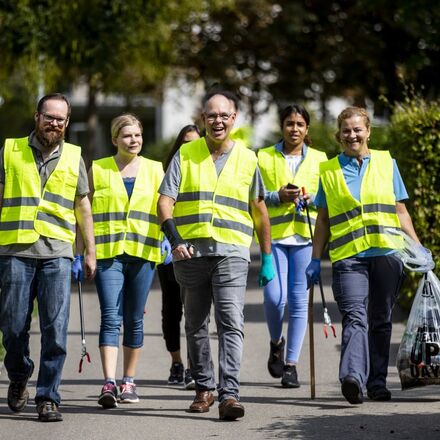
[35,124,65,150]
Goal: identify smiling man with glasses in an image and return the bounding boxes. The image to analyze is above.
[158,89,274,421]
[0,93,96,422]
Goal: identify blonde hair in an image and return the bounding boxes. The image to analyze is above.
[111,113,143,139]
[335,107,371,143]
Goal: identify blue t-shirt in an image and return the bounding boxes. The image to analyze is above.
[315,153,408,258]
[123,177,136,199]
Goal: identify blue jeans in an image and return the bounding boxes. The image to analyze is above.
[95,255,156,348]
[174,256,249,403]
[332,254,404,390]
[263,243,311,363]
[0,256,71,405]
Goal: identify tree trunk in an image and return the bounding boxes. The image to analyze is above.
[85,81,99,166]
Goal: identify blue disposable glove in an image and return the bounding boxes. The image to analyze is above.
[295,199,306,214]
[72,255,84,281]
[306,258,321,288]
[259,252,275,287]
[161,237,173,265]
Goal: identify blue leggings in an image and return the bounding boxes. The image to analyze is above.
[263,243,312,363]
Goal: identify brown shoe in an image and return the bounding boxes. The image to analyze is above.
[188,390,215,413]
[218,398,245,420]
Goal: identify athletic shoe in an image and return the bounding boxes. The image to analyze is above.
[167,362,184,385]
[341,376,363,404]
[119,382,139,403]
[7,363,34,412]
[184,369,195,390]
[281,364,300,388]
[367,387,392,401]
[36,401,63,422]
[267,337,285,378]
[98,382,118,408]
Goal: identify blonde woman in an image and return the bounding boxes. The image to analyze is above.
[89,114,163,408]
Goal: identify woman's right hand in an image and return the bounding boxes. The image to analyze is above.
[278,185,300,203]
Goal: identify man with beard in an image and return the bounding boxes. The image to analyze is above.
[158,90,274,420]
[0,93,96,422]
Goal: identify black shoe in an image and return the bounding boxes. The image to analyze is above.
[268,337,285,378]
[168,362,184,385]
[184,369,195,390]
[367,387,391,401]
[341,376,363,404]
[281,364,300,388]
[36,401,63,422]
[7,363,34,413]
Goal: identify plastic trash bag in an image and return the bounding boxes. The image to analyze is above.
[396,271,440,390]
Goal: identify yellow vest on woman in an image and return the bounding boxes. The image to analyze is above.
[173,138,257,247]
[320,150,401,262]
[258,145,327,239]
[0,137,80,244]
[92,156,164,262]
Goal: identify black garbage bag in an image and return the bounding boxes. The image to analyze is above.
[396,271,440,390]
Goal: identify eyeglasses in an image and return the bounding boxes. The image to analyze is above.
[205,112,235,123]
[41,113,68,125]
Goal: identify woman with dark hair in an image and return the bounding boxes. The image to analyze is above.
[258,104,327,388]
[158,124,201,388]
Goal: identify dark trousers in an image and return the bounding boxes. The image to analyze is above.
[157,263,183,353]
[332,254,404,391]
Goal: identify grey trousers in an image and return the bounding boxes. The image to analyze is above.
[332,254,404,391]
[173,256,248,402]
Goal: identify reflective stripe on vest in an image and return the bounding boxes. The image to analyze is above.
[92,156,164,262]
[0,137,80,244]
[258,145,327,239]
[320,150,401,262]
[173,138,257,247]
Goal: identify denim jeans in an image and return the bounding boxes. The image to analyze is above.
[95,254,156,348]
[263,243,312,363]
[174,256,249,402]
[0,256,71,405]
[332,254,404,390]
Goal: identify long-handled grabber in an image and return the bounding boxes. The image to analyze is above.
[77,280,91,373]
[301,187,336,339]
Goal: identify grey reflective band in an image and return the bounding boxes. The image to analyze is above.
[95,232,125,245]
[125,232,161,248]
[36,211,76,232]
[2,197,39,207]
[363,203,397,214]
[0,220,34,230]
[175,213,213,225]
[128,210,158,224]
[214,195,249,213]
[329,206,362,227]
[329,227,365,250]
[213,218,254,237]
[43,191,74,210]
[270,213,315,226]
[93,212,126,222]
[177,191,214,202]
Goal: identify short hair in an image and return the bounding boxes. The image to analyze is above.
[279,103,312,146]
[37,93,71,118]
[335,107,371,143]
[111,113,143,139]
[202,89,240,112]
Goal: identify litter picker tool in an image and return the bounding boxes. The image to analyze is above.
[308,285,316,399]
[77,279,91,373]
[301,187,336,339]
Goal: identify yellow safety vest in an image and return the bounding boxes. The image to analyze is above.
[0,137,80,244]
[320,150,401,262]
[173,137,257,247]
[258,145,327,239]
[92,156,164,262]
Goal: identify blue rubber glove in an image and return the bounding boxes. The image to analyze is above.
[161,237,173,265]
[295,199,306,214]
[72,255,84,281]
[306,258,321,288]
[259,252,275,287]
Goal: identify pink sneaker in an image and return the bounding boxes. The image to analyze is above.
[119,382,139,403]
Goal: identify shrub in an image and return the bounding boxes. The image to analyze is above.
[385,95,440,309]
